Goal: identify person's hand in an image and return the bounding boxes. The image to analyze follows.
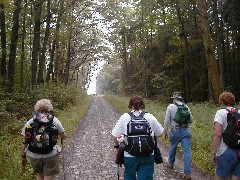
[22,156,27,167]
[164,133,168,140]
[211,153,217,164]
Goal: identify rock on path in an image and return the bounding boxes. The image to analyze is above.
[55,97,213,180]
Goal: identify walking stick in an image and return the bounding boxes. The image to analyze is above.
[61,139,65,180]
[117,164,120,180]
[115,134,125,180]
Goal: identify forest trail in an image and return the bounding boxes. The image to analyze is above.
[55,97,213,180]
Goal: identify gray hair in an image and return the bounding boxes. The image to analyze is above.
[34,99,53,112]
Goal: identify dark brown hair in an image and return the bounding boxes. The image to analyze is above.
[219,91,236,106]
[128,96,145,110]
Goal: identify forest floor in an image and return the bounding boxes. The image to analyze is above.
[55,97,213,180]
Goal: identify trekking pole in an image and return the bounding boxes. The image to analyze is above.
[61,139,66,180]
[117,164,120,180]
[115,135,125,180]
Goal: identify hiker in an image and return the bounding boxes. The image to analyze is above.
[211,91,240,180]
[21,99,67,180]
[111,95,164,180]
[162,92,193,180]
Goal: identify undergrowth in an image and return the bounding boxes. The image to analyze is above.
[0,84,92,180]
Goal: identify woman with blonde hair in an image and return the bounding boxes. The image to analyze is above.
[21,99,67,180]
[211,91,240,180]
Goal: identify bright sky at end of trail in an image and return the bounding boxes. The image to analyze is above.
[87,60,105,95]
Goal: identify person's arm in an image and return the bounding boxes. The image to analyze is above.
[150,114,164,137]
[211,122,223,163]
[21,137,27,167]
[162,105,171,139]
[113,137,118,146]
[55,118,67,141]
[112,114,125,147]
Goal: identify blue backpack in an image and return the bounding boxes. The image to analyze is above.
[125,112,154,157]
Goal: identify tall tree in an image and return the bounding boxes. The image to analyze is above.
[174,0,191,101]
[46,0,64,83]
[20,0,28,85]
[30,0,43,89]
[8,0,22,91]
[37,0,51,84]
[0,3,7,84]
[198,0,223,101]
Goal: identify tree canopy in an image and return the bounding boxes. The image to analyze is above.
[96,0,240,102]
[0,0,239,102]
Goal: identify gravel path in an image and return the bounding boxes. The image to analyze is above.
[55,97,213,180]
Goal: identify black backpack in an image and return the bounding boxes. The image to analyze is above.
[25,112,58,154]
[223,108,240,149]
[173,103,191,125]
[125,111,154,157]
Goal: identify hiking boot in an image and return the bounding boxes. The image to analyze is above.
[166,163,174,169]
[179,173,191,180]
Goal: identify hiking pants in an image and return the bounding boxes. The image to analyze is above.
[124,155,154,180]
[169,128,192,175]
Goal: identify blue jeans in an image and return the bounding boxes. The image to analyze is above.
[169,128,192,175]
[216,148,240,178]
[124,155,154,180]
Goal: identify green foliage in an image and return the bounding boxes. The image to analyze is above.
[104,95,218,176]
[96,62,121,95]
[151,72,182,102]
[0,85,92,180]
[103,95,129,113]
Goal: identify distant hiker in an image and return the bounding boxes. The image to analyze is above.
[112,95,164,180]
[162,92,193,180]
[211,91,240,180]
[21,99,67,180]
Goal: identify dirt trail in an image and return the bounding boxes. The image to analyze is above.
[55,97,213,180]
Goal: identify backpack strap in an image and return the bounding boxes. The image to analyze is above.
[128,111,145,119]
[174,102,179,107]
[174,102,185,106]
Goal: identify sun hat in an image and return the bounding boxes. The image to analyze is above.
[171,92,183,99]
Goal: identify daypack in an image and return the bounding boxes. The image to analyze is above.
[173,103,191,125]
[125,111,155,157]
[25,112,58,154]
[223,108,240,149]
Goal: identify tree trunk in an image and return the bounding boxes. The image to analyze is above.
[234,31,240,99]
[53,44,60,84]
[20,0,28,86]
[37,0,51,84]
[46,0,64,83]
[8,0,22,92]
[0,3,7,84]
[31,0,43,87]
[175,0,190,102]
[212,0,225,89]
[64,36,71,86]
[121,28,128,85]
[198,0,223,102]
